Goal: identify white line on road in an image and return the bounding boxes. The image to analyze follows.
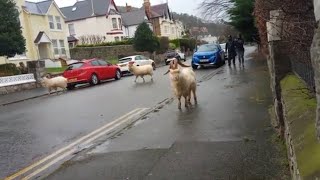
[6,108,149,180]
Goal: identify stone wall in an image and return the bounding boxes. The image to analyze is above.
[311,1,320,140]
[70,45,166,66]
[280,74,320,179]
[0,82,40,95]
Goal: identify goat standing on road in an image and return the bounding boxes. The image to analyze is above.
[164,59,197,109]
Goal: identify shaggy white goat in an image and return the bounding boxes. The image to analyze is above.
[128,61,154,83]
[42,76,68,94]
[164,59,197,109]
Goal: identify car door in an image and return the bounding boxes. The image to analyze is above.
[140,55,150,65]
[90,60,103,79]
[98,60,114,79]
[134,56,143,66]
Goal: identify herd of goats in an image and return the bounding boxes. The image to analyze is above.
[41,58,197,110]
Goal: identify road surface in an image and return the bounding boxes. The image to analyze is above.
[0,46,289,179]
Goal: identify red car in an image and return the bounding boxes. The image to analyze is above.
[63,58,121,90]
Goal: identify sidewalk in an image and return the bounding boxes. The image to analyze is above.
[45,52,290,179]
[0,87,50,106]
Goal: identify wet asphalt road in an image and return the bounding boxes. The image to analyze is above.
[46,47,289,180]
[0,54,230,178]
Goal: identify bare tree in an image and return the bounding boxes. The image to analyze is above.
[198,0,233,20]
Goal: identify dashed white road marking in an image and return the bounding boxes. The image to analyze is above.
[6,108,149,180]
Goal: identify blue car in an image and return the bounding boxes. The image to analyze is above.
[191,43,225,70]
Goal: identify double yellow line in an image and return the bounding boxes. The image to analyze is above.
[6,108,149,180]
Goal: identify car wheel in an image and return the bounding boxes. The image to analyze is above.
[90,74,99,86]
[115,69,121,80]
[67,84,75,90]
[192,64,198,70]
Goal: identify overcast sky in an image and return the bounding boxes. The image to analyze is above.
[36,0,201,17]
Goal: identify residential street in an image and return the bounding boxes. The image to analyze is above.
[0,46,289,179]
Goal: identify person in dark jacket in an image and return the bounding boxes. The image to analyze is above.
[235,34,245,65]
[225,35,236,66]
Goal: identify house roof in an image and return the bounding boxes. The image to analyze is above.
[34,31,51,44]
[151,3,169,18]
[121,10,149,26]
[60,0,117,22]
[67,35,78,42]
[24,0,52,15]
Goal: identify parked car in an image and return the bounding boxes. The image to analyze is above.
[117,55,156,75]
[191,43,225,70]
[63,58,121,90]
[164,50,186,65]
[219,43,228,59]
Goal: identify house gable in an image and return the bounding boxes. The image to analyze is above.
[60,0,121,22]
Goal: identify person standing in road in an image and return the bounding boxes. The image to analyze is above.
[225,35,236,66]
[235,34,245,66]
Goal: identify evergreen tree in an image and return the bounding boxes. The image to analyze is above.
[133,22,159,53]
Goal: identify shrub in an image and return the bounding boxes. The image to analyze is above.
[169,43,176,50]
[0,63,21,77]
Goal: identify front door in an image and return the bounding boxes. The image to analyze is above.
[38,43,50,60]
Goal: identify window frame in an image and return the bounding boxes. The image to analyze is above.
[68,23,75,35]
[52,39,59,55]
[112,18,118,29]
[55,16,62,30]
[59,40,66,55]
[48,15,55,29]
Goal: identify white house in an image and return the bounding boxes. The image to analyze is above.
[121,9,153,38]
[60,0,125,46]
[143,0,185,40]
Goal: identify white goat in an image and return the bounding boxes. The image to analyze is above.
[164,59,197,109]
[128,61,153,83]
[42,76,68,94]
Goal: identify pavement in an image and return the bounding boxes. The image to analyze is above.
[0,47,289,179]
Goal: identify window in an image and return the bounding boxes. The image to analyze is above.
[91,60,100,66]
[52,39,66,55]
[59,40,66,55]
[135,56,142,60]
[68,24,75,35]
[119,58,132,63]
[56,16,62,30]
[66,63,84,70]
[112,18,117,29]
[69,42,74,48]
[115,36,120,41]
[98,60,108,66]
[171,27,175,34]
[48,15,54,29]
[118,18,122,29]
[197,44,218,52]
[165,26,169,34]
[52,39,59,55]
[121,36,124,41]
[140,56,148,60]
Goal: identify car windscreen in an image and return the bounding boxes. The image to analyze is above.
[197,44,218,52]
[119,58,132,63]
[66,63,84,70]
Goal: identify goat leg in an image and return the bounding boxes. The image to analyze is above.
[193,88,198,104]
[135,76,138,82]
[184,96,189,108]
[141,75,145,83]
[178,97,182,109]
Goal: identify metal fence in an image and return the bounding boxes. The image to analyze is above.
[290,58,316,93]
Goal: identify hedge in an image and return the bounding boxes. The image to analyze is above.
[0,63,21,77]
[76,39,133,47]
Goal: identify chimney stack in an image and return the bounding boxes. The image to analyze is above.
[126,3,132,12]
[143,0,151,18]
